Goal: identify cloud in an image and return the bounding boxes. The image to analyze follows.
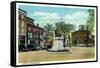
[31,11,88,29]
[64,11,88,30]
[32,12,60,27]
[33,12,60,20]
[64,11,88,23]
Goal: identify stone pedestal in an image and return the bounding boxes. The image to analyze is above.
[49,37,64,51]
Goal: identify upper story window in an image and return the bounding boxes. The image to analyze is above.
[28,27,31,31]
[21,14,24,19]
[21,20,24,27]
[21,28,24,34]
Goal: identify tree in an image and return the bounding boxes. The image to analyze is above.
[86,9,95,47]
[55,20,75,47]
[43,23,54,45]
[87,9,95,34]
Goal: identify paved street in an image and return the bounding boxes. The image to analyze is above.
[18,47,95,64]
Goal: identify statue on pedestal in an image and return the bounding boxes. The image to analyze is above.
[55,27,62,37]
[48,27,65,51]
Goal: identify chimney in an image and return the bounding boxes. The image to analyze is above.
[37,24,39,26]
[79,25,84,30]
[32,19,34,24]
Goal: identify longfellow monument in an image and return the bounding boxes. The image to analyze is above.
[49,27,65,51]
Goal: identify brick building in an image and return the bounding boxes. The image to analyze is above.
[18,9,43,51]
[72,25,90,47]
[27,17,43,47]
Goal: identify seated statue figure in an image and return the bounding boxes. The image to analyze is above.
[55,28,62,37]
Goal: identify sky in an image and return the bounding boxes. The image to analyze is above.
[19,4,90,30]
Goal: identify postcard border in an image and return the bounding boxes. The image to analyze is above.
[10,1,98,67]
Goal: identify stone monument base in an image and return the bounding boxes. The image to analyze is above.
[48,37,69,52]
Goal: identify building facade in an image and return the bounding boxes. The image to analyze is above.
[18,9,44,51]
[27,17,43,47]
[18,9,27,47]
[72,25,90,47]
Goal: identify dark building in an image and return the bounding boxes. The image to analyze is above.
[27,17,44,50]
[72,25,90,47]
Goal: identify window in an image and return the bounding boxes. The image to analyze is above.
[21,14,24,19]
[28,27,31,31]
[22,20,24,27]
[21,28,24,34]
[28,32,32,38]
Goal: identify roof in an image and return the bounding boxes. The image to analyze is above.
[72,30,90,34]
[27,17,34,23]
[19,8,27,13]
[26,17,43,30]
